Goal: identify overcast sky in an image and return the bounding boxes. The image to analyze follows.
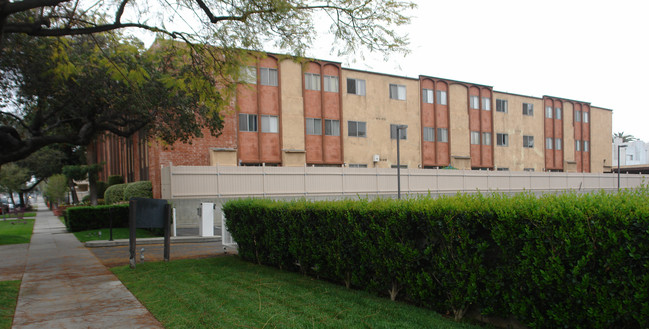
[301,0,649,142]
[137,0,648,141]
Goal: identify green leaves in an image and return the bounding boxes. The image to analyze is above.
[224,188,649,327]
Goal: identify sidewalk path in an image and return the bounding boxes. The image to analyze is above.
[11,203,162,329]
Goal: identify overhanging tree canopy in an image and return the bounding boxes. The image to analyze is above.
[1,0,415,166]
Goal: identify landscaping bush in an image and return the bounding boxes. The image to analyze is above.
[108,175,124,186]
[123,181,152,200]
[64,204,129,232]
[104,183,127,204]
[96,181,108,199]
[223,188,649,329]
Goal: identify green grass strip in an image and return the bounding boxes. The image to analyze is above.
[73,228,161,242]
[0,212,36,219]
[0,280,20,329]
[0,219,34,245]
[113,256,483,329]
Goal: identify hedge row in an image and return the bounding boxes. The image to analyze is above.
[223,188,649,329]
[104,181,152,204]
[64,204,129,232]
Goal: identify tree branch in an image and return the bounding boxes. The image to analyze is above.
[1,0,69,16]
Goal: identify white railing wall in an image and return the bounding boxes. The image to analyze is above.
[161,165,648,199]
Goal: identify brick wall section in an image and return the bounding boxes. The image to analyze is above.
[149,112,237,198]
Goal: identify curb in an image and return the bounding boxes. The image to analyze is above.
[85,236,221,247]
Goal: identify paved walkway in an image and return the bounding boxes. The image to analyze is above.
[10,202,162,328]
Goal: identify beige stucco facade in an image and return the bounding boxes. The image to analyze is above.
[341,69,421,168]
[448,84,471,169]
[279,59,307,166]
[492,92,545,171]
[590,106,613,172]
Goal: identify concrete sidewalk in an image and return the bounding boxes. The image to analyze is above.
[10,203,162,329]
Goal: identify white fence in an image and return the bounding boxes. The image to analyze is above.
[161,165,648,199]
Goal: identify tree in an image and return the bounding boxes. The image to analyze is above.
[1,0,414,167]
[613,132,637,143]
[0,163,30,206]
[43,174,68,207]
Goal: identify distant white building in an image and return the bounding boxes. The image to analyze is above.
[613,137,649,166]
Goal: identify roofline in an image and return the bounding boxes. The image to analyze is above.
[419,75,492,88]
[342,67,420,81]
[493,90,543,100]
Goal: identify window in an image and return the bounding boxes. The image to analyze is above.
[261,115,278,133]
[324,75,339,92]
[423,89,434,104]
[305,73,321,90]
[390,124,407,140]
[240,66,256,84]
[437,128,448,142]
[436,90,447,105]
[347,78,366,96]
[348,121,366,137]
[575,140,581,151]
[575,110,582,122]
[496,99,508,113]
[325,119,340,136]
[389,84,406,100]
[524,168,535,172]
[496,133,509,146]
[349,164,368,168]
[483,132,492,145]
[555,138,562,150]
[497,168,509,171]
[423,127,435,142]
[523,135,534,148]
[545,106,553,118]
[306,118,322,135]
[545,137,553,149]
[391,165,408,169]
[260,67,278,86]
[482,97,491,111]
[584,140,589,152]
[555,107,562,120]
[583,112,589,123]
[470,96,480,109]
[471,131,480,145]
[239,113,258,132]
[523,103,534,116]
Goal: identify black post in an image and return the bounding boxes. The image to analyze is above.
[163,204,171,262]
[109,207,114,241]
[397,128,401,200]
[129,199,137,269]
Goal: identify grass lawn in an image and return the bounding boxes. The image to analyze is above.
[0,212,36,219]
[112,256,485,329]
[0,219,34,245]
[0,280,20,329]
[73,228,161,242]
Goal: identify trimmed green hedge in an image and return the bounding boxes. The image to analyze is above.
[65,204,129,232]
[124,181,152,200]
[223,188,649,328]
[108,175,125,186]
[104,183,127,204]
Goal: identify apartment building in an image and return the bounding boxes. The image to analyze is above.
[92,53,613,198]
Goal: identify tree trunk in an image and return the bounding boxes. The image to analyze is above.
[86,142,98,206]
[68,178,79,204]
[18,191,25,208]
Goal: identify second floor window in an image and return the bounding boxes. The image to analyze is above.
[423,127,435,141]
[305,73,321,90]
[523,135,534,148]
[324,75,339,92]
[389,84,406,100]
[423,89,434,104]
[347,78,366,95]
[437,128,448,142]
[325,119,340,136]
[306,118,322,135]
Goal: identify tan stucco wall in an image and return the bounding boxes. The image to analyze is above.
[279,59,306,165]
[590,106,613,172]
[210,150,237,166]
[341,69,421,168]
[491,92,545,171]
[448,84,470,169]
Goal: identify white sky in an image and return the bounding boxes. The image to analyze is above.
[303,0,649,142]
[136,0,649,141]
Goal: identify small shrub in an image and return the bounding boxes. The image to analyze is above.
[108,175,124,186]
[124,181,152,200]
[104,183,127,205]
[65,204,129,232]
